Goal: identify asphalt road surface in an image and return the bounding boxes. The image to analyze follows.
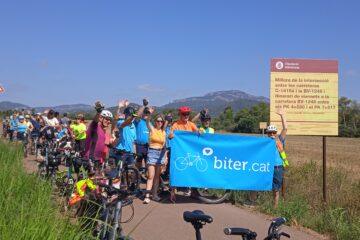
[21,152,326,240]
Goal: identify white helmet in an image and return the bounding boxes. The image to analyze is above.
[100,110,113,119]
[266,125,277,132]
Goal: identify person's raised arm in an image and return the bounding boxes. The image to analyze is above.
[136,98,149,120]
[146,107,155,133]
[276,107,287,139]
[93,101,105,123]
[119,115,136,129]
[192,108,208,123]
[163,113,172,131]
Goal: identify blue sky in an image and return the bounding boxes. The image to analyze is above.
[0,0,359,107]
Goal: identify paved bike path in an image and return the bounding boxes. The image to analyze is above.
[121,194,326,240]
[21,156,326,240]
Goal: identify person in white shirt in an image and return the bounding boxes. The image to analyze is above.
[41,109,60,127]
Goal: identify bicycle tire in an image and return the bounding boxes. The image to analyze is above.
[194,188,230,204]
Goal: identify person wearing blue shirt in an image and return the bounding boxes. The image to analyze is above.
[111,100,138,168]
[9,111,19,141]
[134,103,150,169]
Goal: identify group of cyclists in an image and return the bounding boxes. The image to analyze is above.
[1,98,288,208]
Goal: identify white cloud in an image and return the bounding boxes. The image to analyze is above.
[137,84,165,92]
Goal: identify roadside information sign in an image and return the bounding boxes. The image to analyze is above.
[270,58,338,136]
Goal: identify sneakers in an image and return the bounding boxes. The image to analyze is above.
[143,197,150,204]
[152,195,161,202]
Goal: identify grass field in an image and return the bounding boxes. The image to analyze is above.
[285,136,360,175]
[227,135,360,240]
[0,140,90,240]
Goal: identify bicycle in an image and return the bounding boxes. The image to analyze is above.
[183,210,290,240]
[37,139,61,184]
[30,132,40,159]
[108,149,141,194]
[175,153,208,172]
[16,131,29,157]
[224,217,290,240]
[183,210,213,240]
[77,180,149,240]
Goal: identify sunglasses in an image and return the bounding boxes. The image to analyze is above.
[267,132,277,134]
[181,113,190,116]
[156,119,164,123]
[104,117,112,121]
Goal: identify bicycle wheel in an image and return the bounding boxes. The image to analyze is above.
[175,157,188,171]
[194,188,230,204]
[37,162,47,180]
[123,167,140,193]
[195,158,208,172]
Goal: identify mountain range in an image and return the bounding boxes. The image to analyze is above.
[0,90,268,116]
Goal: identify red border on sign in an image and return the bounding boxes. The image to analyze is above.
[271,58,338,73]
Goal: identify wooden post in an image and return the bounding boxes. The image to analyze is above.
[323,136,327,203]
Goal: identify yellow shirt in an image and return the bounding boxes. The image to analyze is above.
[149,128,166,149]
[70,123,87,140]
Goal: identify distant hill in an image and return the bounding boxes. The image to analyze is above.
[159,90,268,116]
[0,90,269,116]
[34,104,93,113]
[0,102,92,113]
[0,101,30,111]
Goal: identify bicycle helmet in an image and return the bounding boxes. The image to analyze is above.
[123,106,136,117]
[18,115,25,120]
[25,114,31,119]
[266,125,277,132]
[100,110,113,119]
[178,106,191,114]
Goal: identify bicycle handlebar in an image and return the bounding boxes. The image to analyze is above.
[223,228,257,239]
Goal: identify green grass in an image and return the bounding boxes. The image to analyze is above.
[0,140,90,240]
[228,162,360,240]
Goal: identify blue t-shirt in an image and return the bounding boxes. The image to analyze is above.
[134,119,149,145]
[57,128,69,140]
[274,135,285,166]
[115,119,136,153]
[30,119,41,132]
[16,123,28,133]
[10,116,18,131]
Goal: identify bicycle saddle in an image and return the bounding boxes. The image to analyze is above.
[183,210,213,224]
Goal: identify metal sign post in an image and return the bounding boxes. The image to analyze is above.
[323,136,327,203]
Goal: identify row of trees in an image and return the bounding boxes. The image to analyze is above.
[211,97,360,138]
[1,97,359,137]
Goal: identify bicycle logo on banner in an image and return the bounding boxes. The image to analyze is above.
[174,147,213,172]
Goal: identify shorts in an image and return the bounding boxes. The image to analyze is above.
[135,143,148,162]
[109,148,135,167]
[272,165,284,191]
[147,148,165,166]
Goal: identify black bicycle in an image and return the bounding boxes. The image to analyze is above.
[37,139,61,184]
[108,150,141,194]
[183,210,290,240]
[224,217,290,240]
[77,179,149,240]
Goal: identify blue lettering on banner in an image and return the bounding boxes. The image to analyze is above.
[170,131,277,191]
